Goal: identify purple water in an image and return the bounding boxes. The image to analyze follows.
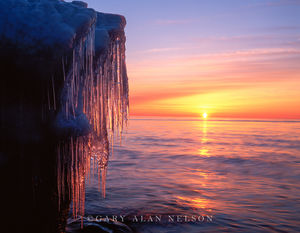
[82,117,300,232]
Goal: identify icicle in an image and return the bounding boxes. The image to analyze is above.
[56,23,129,222]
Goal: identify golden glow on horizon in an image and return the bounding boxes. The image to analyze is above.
[128,44,300,119]
[202,113,208,119]
[129,78,300,119]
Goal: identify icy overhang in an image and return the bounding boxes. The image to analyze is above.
[0,0,126,69]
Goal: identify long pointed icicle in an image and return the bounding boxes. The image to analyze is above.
[57,22,129,220]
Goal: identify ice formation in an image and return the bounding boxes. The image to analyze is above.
[56,11,129,220]
[0,0,129,227]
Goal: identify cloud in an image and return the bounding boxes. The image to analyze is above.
[130,83,251,105]
[249,0,300,8]
[128,46,300,99]
[265,0,300,6]
[188,47,300,60]
[153,19,195,25]
[137,47,184,54]
[264,26,300,31]
[192,34,299,48]
[130,47,300,69]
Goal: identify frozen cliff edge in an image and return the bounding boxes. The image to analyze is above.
[0,1,129,232]
[0,0,128,139]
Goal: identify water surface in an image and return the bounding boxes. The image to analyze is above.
[84,118,300,232]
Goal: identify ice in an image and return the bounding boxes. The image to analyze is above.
[55,7,129,220]
[0,0,97,57]
[0,0,128,223]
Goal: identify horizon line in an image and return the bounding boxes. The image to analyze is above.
[128,115,300,122]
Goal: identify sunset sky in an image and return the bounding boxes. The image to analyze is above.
[83,0,300,119]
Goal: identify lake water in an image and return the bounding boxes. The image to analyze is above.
[79,117,300,232]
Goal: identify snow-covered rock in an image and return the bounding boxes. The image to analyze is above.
[0,0,128,138]
[0,0,95,62]
[0,1,129,229]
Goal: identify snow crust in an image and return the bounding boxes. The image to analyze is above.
[0,0,126,59]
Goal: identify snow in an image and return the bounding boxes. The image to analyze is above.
[0,0,126,58]
[71,1,88,8]
[0,0,96,56]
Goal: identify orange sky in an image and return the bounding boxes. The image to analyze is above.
[122,1,300,119]
[128,45,300,119]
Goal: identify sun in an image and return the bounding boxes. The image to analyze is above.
[202,112,208,119]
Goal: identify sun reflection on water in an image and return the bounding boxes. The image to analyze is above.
[175,196,213,212]
[198,119,210,157]
[85,118,300,232]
